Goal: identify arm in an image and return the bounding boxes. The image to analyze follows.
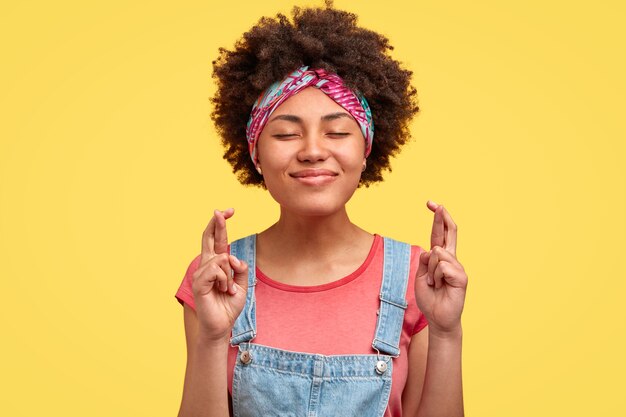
[418,326,463,417]
[401,327,428,415]
[177,208,249,417]
[402,326,464,417]
[177,303,231,417]
[407,201,467,417]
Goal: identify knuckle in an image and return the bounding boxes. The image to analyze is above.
[212,267,224,279]
[207,262,220,274]
[193,264,209,280]
[216,253,230,263]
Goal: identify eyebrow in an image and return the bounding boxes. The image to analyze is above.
[267,112,352,124]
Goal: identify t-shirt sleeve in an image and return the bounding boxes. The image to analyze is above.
[412,311,429,335]
[409,244,429,335]
[174,254,202,311]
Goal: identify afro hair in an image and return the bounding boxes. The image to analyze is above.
[210,0,420,188]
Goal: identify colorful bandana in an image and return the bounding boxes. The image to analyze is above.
[245,65,374,166]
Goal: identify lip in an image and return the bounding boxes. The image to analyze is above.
[290,169,338,178]
[289,169,338,186]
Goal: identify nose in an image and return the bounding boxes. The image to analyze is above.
[297,134,330,163]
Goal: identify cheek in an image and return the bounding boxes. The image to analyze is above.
[257,148,291,192]
[336,147,365,173]
[341,137,366,165]
[260,154,291,177]
[257,136,293,166]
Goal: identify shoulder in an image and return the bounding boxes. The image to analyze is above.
[379,235,426,261]
[175,254,202,310]
[379,236,429,335]
[184,253,203,276]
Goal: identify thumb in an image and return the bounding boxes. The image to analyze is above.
[414,249,432,290]
[229,255,249,293]
[416,249,430,281]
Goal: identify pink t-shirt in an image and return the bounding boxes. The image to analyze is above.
[175,234,428,417]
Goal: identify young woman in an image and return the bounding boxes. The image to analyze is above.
[175,3,468,416]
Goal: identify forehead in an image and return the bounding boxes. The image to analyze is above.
[271,86,347,117]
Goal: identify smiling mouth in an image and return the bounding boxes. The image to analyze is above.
[289,170,338,185]
[290,169,338,178]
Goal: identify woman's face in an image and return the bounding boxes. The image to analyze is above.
[256,86,366,217]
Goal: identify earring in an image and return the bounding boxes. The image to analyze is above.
[256,165,263,175]
[361,162,367,172]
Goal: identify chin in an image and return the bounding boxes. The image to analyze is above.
[265,176,361,216]
[276,194,352,217]
[291,204,343,217]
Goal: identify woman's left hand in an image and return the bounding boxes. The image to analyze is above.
[414,200,468,336]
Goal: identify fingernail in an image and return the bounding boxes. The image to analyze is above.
[231,283,238,293]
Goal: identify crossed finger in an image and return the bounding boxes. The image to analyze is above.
[201,208,235,264]
[428,201,457,257]
[213,209,231,255]
[427,246,463,288]
[192,253,239,295]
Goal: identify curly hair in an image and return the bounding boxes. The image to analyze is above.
[210,0,420,188]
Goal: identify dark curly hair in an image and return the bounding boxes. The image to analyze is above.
[210,0,420,188]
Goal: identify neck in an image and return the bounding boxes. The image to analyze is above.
[258,206,370,259]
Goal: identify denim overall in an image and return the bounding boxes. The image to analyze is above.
[229,234,411,417]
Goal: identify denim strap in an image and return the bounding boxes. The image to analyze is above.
[372,237,411,357]
[229,234,258,346]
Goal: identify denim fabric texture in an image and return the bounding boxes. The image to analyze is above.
[229,234,411,417]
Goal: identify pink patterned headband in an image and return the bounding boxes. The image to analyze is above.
[245,65,374,166]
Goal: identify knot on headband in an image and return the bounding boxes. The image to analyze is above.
[245,65,374,166]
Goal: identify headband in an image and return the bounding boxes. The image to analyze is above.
[245,65,374,166]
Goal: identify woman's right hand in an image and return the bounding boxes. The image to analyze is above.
[191,208,249,344]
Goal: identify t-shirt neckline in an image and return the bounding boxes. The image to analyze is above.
[255,234,381,293]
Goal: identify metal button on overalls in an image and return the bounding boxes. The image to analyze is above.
[240,350,252,364]
[375,360,388,375]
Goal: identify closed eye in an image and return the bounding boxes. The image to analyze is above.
[272,134,298,138]
[272,133,350,138]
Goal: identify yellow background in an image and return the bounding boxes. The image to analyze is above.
[1,0,624,415]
